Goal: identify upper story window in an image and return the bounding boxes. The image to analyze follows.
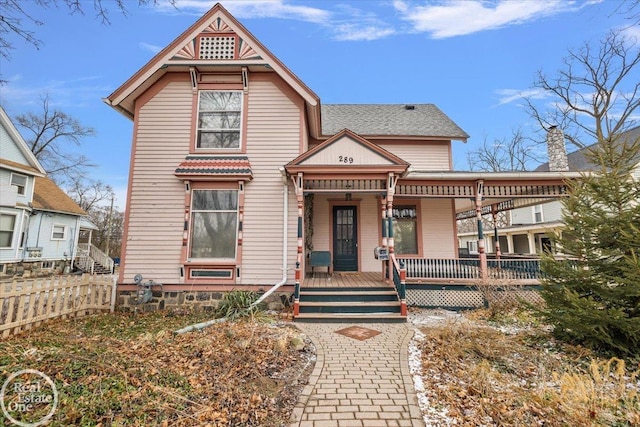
[51,224,67,240]
[197,91,242,150]
[0,213,16,248]
[10,173,27,195]
[190,189,238,259]
[534,205,543,223]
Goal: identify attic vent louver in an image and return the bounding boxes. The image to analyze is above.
[199,36,236,59]
[405,105,415,110]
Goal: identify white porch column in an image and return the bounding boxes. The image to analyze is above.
[527,231,536,255]
[506,233,514,254]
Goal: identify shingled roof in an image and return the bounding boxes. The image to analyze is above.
[321,104,469,140]
[535,126,640,172]
[32,177,86,216]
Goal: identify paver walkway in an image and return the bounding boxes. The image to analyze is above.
[289,322,425,427]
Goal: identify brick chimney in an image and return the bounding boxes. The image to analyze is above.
[546,126,569,171]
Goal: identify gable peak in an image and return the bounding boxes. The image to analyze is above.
[172,11,260,61]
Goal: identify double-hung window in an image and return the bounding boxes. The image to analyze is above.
[392,205,418,255]
[0,213,16,248]
[51,225,66,240]
[534,205,543,223]
[197,91,242,149]
[10,173,27,195]
[190,190,238,259]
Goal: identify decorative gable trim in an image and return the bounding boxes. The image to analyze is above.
[105,3,318,118]
[286,129,409,175]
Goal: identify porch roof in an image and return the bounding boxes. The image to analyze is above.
[400,170,582,218]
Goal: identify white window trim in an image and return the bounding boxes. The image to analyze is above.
[51,224,67,240]
[196,90,243,151]
[10,173,28,196]
[0,211,18,248]
[533,205,543,223]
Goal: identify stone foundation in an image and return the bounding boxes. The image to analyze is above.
[116,289,294,313]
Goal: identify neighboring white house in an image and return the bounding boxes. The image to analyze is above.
[0,106,91,277]
[460,126,640,256]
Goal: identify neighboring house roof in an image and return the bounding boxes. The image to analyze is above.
[174,155,253,181]
[535,126,640,172]
[32,177,86,216]
[80,217,99,230]
[321,104,469,141]
[0,106,46,176]
[0,158,43,176]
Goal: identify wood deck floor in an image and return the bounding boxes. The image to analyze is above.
[303,271,391,288]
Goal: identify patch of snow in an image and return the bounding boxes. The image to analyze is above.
[408,309,458,426]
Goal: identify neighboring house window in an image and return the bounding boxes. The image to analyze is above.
[467,240,478,253]
[534,205,543,223]
[51,224,66,240]
[0,213,16,248]
[392,205,418,255]
[197,91,242,149]
[10,173,27,195]
[190,189,238,259]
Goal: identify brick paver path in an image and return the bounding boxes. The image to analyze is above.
[289,323,424,427]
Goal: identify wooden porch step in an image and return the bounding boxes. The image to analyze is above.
[295,284,406,322]
[294,312,407,323]
[299,301,401,314]
[299,290,398,302]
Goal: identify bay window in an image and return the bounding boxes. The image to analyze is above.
[190,189,238,259]
[197,91,242,149]
[392,205,418,255]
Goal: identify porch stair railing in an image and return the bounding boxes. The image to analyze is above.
[76,243,114,275]
[390,254,408,316]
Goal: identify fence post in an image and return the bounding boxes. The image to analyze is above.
[110,275,118,313]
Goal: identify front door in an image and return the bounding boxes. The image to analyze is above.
[333,206,358,271]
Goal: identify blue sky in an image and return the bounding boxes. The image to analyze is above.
[1,0,637,209]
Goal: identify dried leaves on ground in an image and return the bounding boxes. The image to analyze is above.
[0,310,314,426]
[413,308,640,427]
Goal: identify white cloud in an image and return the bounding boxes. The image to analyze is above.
[155,0,396,41]
[495,88,547,106]
[160,0,330,24]
[138,42,164,54]
[1,76,111,109]
[333,24,395,41]
[393,0,587,38]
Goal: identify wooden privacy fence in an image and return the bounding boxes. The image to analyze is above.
[1,274,116,338]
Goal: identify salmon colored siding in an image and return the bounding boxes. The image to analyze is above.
[240,78,303,285]
[380,143,450,170]
[122,80,192,284]
[420,198,456,258]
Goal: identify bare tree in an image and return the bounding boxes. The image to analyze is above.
[67,179,114,213]
[525,29,640,150]
[466,128,542,172]
[15,94,95,184]
[0,0,175,59]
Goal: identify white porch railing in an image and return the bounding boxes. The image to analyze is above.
[399,257,542,282]
[76,243,115,274]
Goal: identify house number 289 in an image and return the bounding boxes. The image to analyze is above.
[338,156,354,164]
